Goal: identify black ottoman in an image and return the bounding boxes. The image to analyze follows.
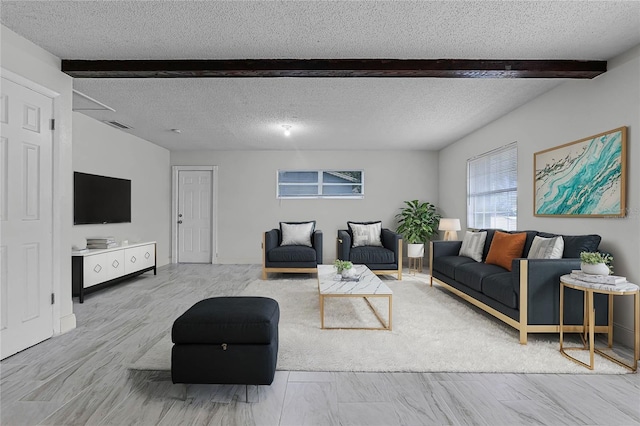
[171,297,280,385]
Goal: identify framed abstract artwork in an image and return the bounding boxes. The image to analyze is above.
[534,127,627,217]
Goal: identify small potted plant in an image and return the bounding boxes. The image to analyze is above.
[334,259,353,276]
[580,251,613,275]
[395,200,441,257]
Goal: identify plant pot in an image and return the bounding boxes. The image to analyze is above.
[342,267,357,278]
[407,243,425,258]
[581,262,609,275]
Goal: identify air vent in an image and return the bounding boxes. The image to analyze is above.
[103,120,133,130]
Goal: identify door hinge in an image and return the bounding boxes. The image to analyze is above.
[51,293,55,304]
[50,119,55,130]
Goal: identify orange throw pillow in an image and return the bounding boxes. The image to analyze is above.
[485,231,526,271]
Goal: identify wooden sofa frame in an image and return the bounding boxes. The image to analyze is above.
[429,242,610,344]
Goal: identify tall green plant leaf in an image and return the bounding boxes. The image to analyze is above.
[395,200,441,244]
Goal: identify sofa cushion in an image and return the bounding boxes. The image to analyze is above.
[349,246,394,264]
[518,230,539,257]
[459,231,487,262]
[485,231,526,271]
[455,262,507,292]
[562,234,601,258]
[280,221,315,247]
[348,221,383,247]
[479,229,498,261]
[537,232,601,258]
[528,235,564,259]
[432,256,476,279]
[482,273,517,309]
[268,245,317,262]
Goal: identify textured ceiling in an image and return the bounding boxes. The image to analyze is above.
[2,1,639,151]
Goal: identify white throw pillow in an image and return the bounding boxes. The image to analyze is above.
[527,235,564,259]
[459,231,487,262]
[280,221,315,247]
[349,222,383,247]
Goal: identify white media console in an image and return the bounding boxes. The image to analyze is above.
[72,241,156,303]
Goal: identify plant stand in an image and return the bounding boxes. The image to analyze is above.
[408,257,423,275]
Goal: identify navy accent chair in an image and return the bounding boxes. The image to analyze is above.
[337,225,402,280]
[262,228,323,279]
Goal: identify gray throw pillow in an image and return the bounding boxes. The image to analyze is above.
[280,221,315,247]
[527,235,564,259]
[349,222,383,247]
[459,231,487,262]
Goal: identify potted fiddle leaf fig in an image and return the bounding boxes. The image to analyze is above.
[395,200,441,257]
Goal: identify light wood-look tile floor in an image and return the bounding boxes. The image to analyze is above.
[1,264,638,425]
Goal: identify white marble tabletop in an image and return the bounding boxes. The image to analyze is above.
[560,274,639,294]
[318,264,392,295]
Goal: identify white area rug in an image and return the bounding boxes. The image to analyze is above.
[131,276,628,374]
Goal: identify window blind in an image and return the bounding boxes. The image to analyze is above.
[467,143,518,230]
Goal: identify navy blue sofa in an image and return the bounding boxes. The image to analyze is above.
[430,229,609,344]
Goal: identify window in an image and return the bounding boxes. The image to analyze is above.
[277,170,364,199]
[467,143,517,230]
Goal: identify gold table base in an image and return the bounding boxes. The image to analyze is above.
[559,280,638,372]
[320,294,392,331]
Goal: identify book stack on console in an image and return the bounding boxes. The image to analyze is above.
[570,270,627,285]
[86,237,118,249]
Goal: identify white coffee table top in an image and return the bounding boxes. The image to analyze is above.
[560,274,639,294]
[318,264,392,295]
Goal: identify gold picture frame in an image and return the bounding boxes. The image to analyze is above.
[534,127,627,217]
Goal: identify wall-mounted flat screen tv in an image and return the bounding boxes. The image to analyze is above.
[74,172,131,225]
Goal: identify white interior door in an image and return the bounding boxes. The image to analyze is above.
[177,170,212,263]
[0,77,54,359]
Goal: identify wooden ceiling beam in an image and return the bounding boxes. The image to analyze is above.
[61,59,606,79]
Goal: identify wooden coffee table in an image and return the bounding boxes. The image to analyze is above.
[317,264,392,330]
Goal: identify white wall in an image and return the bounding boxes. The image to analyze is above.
[1,25,76,334]
[438,44,640,346]
[171,150,439,265]
[72,113,171,266]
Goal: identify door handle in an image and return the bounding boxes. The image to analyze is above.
[177,220,183,224]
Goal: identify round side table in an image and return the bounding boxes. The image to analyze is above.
[559,274,639,372]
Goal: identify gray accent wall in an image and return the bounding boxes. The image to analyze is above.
[170,150,439,265]
[72,112,171,267]
[438,44,640,347]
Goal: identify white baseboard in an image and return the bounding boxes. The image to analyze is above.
[216,258,255,264]
[613,321,636,349]
[59,313,77,334]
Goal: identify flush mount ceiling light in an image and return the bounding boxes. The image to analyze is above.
[282,125,291,137]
